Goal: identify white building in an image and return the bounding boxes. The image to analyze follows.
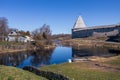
[5,30,34,42]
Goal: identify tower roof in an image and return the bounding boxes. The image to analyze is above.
[73,16,86,29]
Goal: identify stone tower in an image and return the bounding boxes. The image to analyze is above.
[73,16,86,29]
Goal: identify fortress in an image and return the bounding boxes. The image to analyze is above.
[72,16,120,38]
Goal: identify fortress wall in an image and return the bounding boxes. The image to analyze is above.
[72,26,120,38]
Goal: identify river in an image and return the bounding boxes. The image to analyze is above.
[0,46,119,68]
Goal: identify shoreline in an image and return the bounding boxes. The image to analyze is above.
[0,45,56,54]
[61,38,120,49]
[0,49,30,54]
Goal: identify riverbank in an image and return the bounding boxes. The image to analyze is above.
[60,38,120,49]
[0,65,47,80]
[0,45,56,54]
[0,39,120,80]
[0,49,28,54]
[73,55,120,68]
[0,41,31,54]
[40,55,120,80]
[0,51,119,80]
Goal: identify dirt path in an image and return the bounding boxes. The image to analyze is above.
[87,62,120,72]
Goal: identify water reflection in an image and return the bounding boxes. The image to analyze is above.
[0,46,120,68]
[30,49,53,67]
[72,47,120,58]
[0,51,29,67]
[0,49,54,68]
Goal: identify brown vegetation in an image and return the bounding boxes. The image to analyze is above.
[60,37,120,48]
[52,34,71,40]
[0,41,34,54]
[0,17,9,41]
[32,24,55,50]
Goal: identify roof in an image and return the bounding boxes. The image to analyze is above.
[73,16,86,29]
[73,24,120,31]
[8,30,21,36]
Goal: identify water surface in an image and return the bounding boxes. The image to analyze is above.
[0,46,119,68]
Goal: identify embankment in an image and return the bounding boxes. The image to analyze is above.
[60,39,120,49]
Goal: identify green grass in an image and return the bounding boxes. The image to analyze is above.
[0,65,47,80]
[40,62,120,80]
[0,41,25,45]
[104,56,120,67]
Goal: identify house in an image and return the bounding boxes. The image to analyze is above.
[23,36,34,42]
[5,30,34,42]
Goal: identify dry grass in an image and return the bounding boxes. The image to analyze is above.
[103,55,120,67]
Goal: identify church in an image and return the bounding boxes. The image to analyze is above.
[72,16,120,38]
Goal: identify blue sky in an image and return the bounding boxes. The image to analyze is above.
[0,0,120,34]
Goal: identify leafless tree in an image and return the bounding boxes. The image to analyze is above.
[0,17,9,41]
[32,24,52,46]
[32,24,52,40]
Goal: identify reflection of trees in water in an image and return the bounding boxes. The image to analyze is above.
[0,48,54,67]
[108,49,120,55]
[72,47,120,58]
[31,49,54,67]
[0,51,30,67]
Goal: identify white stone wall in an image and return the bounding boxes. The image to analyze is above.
[72,25,120,38]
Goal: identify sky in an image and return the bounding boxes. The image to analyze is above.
[0,0,120,34]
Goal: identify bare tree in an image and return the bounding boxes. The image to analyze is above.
[32,28,44,40]
[0,17,9,41]
[41,24,51,39]
[32,24,52,40]
[32,24,52,47]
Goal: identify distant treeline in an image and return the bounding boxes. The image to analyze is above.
[52,34,71,40]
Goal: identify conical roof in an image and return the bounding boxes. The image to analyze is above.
[73,16,86,28]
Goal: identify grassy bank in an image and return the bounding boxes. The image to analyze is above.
[61,38,120,48]
[0,41,56,54]
[0,41,30,54]
[0,65,47,80]
[103,56,120,67]
[40,62,120,80]
[87,55,120,67]
[0,49,29,54]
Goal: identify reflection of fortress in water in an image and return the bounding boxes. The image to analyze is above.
[72,47,120,58]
